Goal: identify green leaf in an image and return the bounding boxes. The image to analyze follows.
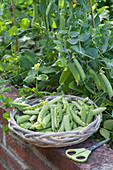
[102,36,109,53]
[0,21,7,31]
[100,128,110,139]
[19,50,38,68]
[0,94,6,102]
[39,66,56,74]
[3,111,10,120]
[24,75,36,83]
[19,56,33,68]
[0,79,6,85]
[28,69,38,76]
[69,31,79,37]
[4,124,10,133]
[104,120,113,130]
[95,14,100,27]
[36,74,48,81]
[4,97,13,103]
[20,18,30,29]
[60,55,67,67]
[67,38,79,45]
[3,87,12,92]
[78,32,90,42]
[71,45,85,54]
[85,47,99,58]
[69,81,84,93]
[9,26,18,35]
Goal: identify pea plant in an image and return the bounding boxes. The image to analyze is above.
[0,0,113,143]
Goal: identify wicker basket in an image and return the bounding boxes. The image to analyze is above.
[8,95,102,148]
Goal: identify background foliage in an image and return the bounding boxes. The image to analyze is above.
[0,0,113,145]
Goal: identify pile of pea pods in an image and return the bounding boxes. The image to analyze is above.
[14,96,106,132]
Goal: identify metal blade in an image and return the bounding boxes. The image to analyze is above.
[87,138,110,151]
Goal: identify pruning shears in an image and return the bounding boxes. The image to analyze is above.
[65,138,110,163]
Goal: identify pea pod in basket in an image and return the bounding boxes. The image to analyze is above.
[12,96,106,133]
[8,95,105,147]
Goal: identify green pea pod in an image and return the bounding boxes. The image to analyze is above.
[20,122,32,129]
[29,115,37,122]
[70,108,85,127]
[38,104,49,125]
[57,104,63,123]
[83,97,89,103]
[80,104,87,123]
[32,0,38,23]
[93,107,106,115]
[58,119,65,132]
[23,109,40,115]
[68,61,80,83]
[72,101,81,110]
[54,107,59,128]
[17,115,31,124]
[73,122,77,129]
[63,114,71,131]
[48,96,62,105]
[30,121,43,130]
[15,114,20,120]
[73,56,86,81]
[59,67,72,85]
[72,126,84,131]
[20,104,43,111]
[70,120,74,129]
[46,0,53,17]
[66,107,72,122]
[9,102,30,108]
[88,66,102,91]
[50,107,55,132]
[42,113,51,128]
[77,100,89,110]
[100,71,113,99]
[86,107,93,125]
[62,98,69,110]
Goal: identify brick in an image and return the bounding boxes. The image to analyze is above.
[6,133,51,170]
[0,126,2,143]
[35,146,80,170]
[0,161,6,170]
[0,108,8,125]
[0,147,23,170]
[35,137,113,170]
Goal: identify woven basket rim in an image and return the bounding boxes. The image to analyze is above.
[8,95,102,147]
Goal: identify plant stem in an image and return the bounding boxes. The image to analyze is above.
[12,0,18,52]
[89,0,95,28]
